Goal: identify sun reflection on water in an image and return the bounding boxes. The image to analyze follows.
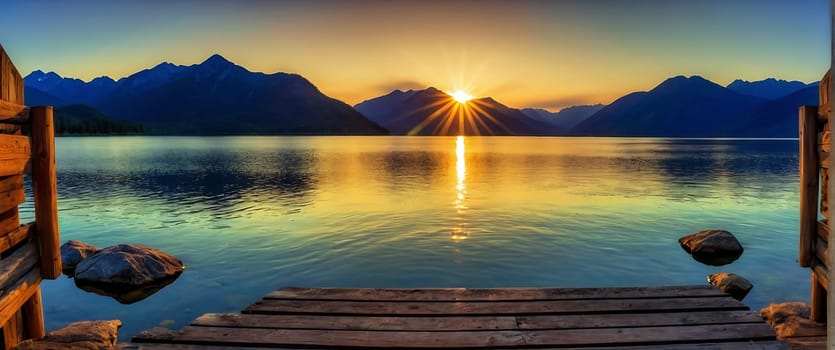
[452,136,469,241]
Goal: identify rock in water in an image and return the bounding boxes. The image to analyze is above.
[678,229,743,266]
[760,302,825,338]
[60,240,98,276]
[707,272,752,300]
[74,244,184,303]
[13,320,121,349]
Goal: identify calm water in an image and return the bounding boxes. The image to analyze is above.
[21,136,806,340]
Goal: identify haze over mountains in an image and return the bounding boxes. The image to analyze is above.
[24,54,819,137]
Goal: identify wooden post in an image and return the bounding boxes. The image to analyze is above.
[800,105,819,267]
[21,290,43,339]
[812,271,827,323]
[30,106,60,279]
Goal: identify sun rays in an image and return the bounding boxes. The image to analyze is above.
[406,91,512,136]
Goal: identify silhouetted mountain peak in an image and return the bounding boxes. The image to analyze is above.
[651,75,726,96]
[727,77,812,99]
[200,54,236,69]
[89,76,116,85]
[24,70,62,83]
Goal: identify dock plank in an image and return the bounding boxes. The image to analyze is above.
[133,286,784,349]
[193,310,763,331]
[137,323,775,348]
[245,296,748,316]
[193,313,518,331]
[125,342,790,350]
[266,285,728,301]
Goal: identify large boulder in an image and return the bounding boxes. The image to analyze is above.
[13,320,121,350]
[74,244,184,303]
[760,302,826,339]
[707,272,752,301]
[60,240,98,276]
[678,229,743,266]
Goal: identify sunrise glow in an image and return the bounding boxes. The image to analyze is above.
[450,90,473,104]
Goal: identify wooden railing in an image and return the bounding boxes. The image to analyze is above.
[798,70,831,323]
[0,44,60,349]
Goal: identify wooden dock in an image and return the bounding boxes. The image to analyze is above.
[128,285,789,349]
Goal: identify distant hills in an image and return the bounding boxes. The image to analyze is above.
[24,55,386,135]
[24,55,819,137]
[354,87,554,135]
[54,105,143,135]
[520,105,604,133]
[571,76,818,137]
[726,78,812,100]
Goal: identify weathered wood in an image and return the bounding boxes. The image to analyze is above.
[192,310,764,332]
[123,342,791,350]
[245,296,748,316]
[136,323,775,349]
[0,209,20,243]
[0,242,37,294]
[810,271,826,323]
[0,135,30,178]
[0,224,32,255]
[799,105,819,267]
[30,106,60,280]
[815,236,829,268]
[193,313,519,331]
[0,44,24,106]
[818,219,830,242]
[21,289,44,339]
[0,101,27,125]
[2,309,23,350]
[123,345,291,350]
[0,189,24,216]
[0,135,29,159]
[781,335,828,350]
[266,285,728,301]
[521,324,777,347]
[0,177,22,195]
[0,268,41,328]
[516,310,764,330]
[812,263,829,292]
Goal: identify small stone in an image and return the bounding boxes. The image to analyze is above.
[13,320,121,350]
[678,229,743,266]
[133,327,177,341]
[760,302,811,326]
[760,302,825,339]
[707,272,752,300]
[773,315,827,338]
[60,240,98,276]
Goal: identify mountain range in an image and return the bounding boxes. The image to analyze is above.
[571,76,818,137]
[25,55,386,135]
[23,55,820,137]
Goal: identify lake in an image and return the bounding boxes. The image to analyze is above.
[20,136,807,340]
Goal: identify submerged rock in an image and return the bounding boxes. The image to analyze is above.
[60,240,98,276]
[76,275,179,304]
[13,320,121,350]
[678,229,743,266]
[707,272,752,301]
[73,244,184,303]
[760,302,825,339]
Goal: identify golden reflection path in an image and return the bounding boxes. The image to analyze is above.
[451,136,469,241]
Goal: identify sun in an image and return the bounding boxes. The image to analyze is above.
[449,90,473,103]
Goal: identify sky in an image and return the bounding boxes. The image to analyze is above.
[0,0,829,111]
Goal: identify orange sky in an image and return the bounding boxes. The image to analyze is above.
[0,0,829,110]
